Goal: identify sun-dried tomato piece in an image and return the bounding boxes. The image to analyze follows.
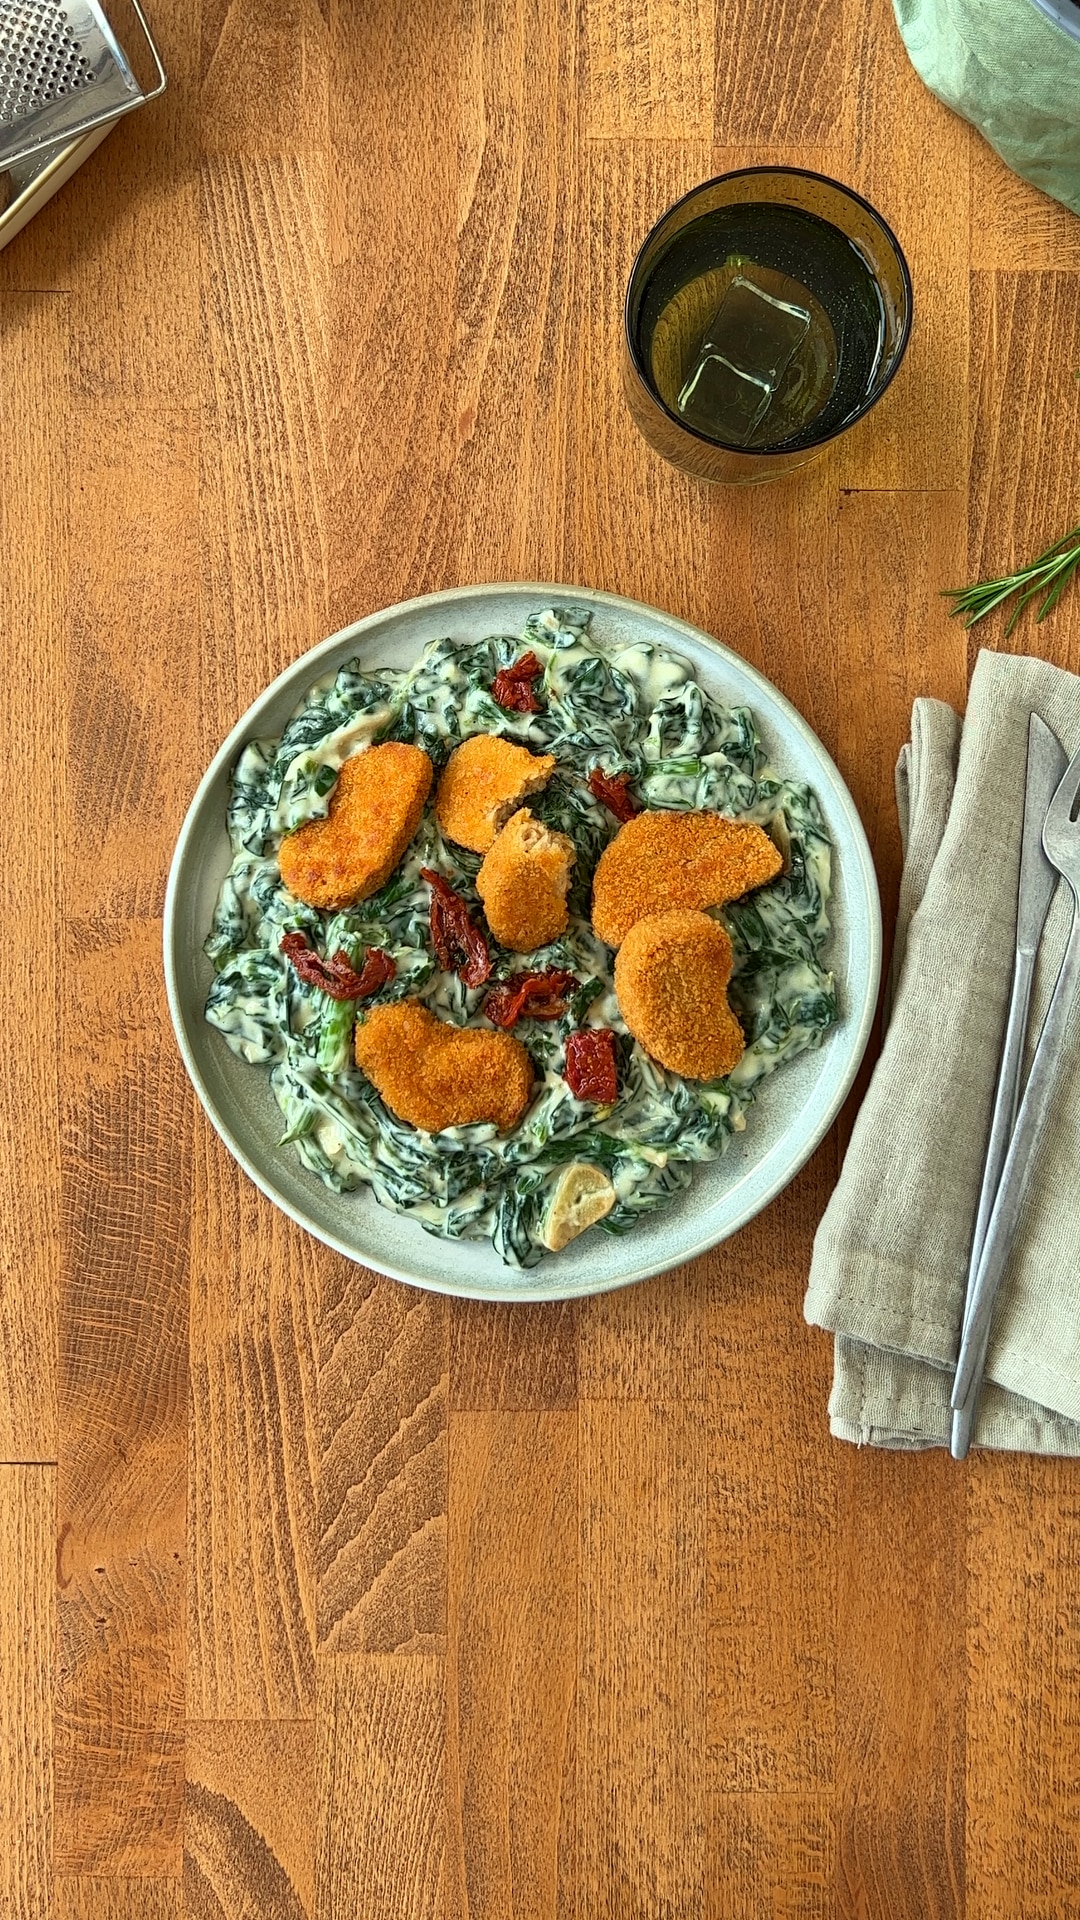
[564,1028,618,1104]
[420,868,492,987]
[588,767,640,823]
[281,932,395,1001]
[351,947,396,996]
[484,968,577,1029]
[491,651,544,714]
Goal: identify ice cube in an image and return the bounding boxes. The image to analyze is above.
[676,273,812,445]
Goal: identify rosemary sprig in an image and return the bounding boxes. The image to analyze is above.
[943,524,1080,636]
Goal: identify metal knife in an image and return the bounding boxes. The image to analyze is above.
[949,710,1067,1460]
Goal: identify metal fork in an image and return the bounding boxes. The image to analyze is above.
[949,714,1066,1459]
[951,740,1080,1426]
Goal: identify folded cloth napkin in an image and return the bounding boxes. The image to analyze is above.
[805,648,1080,1452]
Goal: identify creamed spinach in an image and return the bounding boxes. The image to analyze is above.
[204,609,837,1267]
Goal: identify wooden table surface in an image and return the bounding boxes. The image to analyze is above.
[3,0,1080,1912]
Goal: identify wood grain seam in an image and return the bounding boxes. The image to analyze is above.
[185,1717,315,1729]
[583,131,713,143]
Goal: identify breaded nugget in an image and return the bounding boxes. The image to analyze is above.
[435,734,556,853]
[614,909,745,1081]
[353,999,534,1133]
[476,809,575,952]
[279,742,432,910]
[591,808,782,948]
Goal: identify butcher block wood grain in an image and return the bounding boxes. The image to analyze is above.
[316,1655,444,1919]
[0,295,64,1463]
[318,1269,447,1659]
[185,1719,315,1915]
[54,1881,183,1920]
[445,1411,577,1916]
[2,0,1080,1910]
[0,1467,52,1918]
[187,1164,318,1720]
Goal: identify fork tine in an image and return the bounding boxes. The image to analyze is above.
[1043,743,1080,862]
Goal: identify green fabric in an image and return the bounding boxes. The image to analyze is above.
[893,0,1080,215]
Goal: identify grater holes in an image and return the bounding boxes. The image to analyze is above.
[0,1,97,125]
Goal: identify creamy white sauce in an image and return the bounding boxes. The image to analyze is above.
[270,703,393,833]
[205,609,837,1268]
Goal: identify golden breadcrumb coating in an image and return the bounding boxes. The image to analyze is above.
[614,909,745,1081]
[476,809,575,952]
[591,808,782,948]
[434,734,556,854]
[278,742,432,910]
[353,999,534,1133]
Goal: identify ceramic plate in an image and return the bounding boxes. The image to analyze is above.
[164,583,881,1301]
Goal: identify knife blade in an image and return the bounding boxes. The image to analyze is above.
[949,709,1067,1459]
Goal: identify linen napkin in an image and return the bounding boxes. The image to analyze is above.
[805,648,1080,1453]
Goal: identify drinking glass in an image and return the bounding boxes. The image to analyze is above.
[623,167,913,486]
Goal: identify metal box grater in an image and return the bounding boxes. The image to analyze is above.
[0,0,164,249]
[0,0,164,245]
